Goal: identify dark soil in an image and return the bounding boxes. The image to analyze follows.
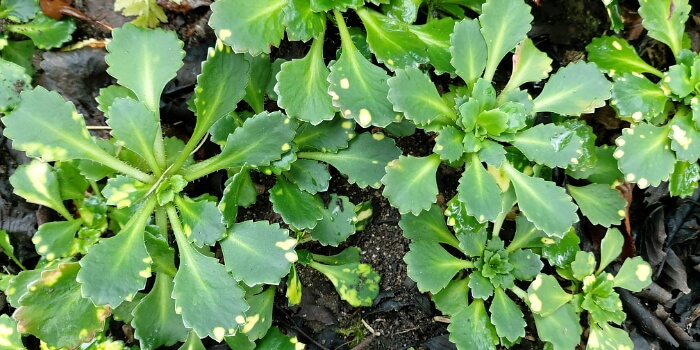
[3,0,700,349]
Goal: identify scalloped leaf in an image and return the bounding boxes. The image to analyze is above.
[310,261,380,307]
[276,35,336,124]
[614,124,676,189]
[5,14,75,49]
[410,17,455,75]
[399,204,460,246]
[503,38,552,93]
[571,251,596,280]
[96,86,137,114]
[132,274,188,350]
[434,126,465,162]
[107,98,159,168]
[9,160,70,218]
[282,0,325,42]
[0,0,39,22]
[533,62,612,115]
[310,195,357,246]
[610,73,667,122]
[32,220,81,261]
[240,287,276,341]
[106,24,184,112]
[220,221,296,285]
[450,19,486,85]
[490,288,525,342]
[512,124,586,169]
[5,268,44,308]
[448,300,499,350]
[479,0,532,81]
[587,323,634,350]
[103,175,149,209]
[270,176,324,229]
[533,302,582,349]
[586,36,662,77]
[175,196,226,247]
[0,58,31,112]
[457,157,502,223]
[77,200,154,307]
[388,67,455,126]
[670,161,700,197]
[568,184,626,227]
[219,169,257,226]
[382,154,441,215]
[0,314,24,350]
[294,117,356,152]
[432,278,470,316]
[14,263,110,349]
[209,0,286,56]
[404,241,470,293]
[638,0,690,57]
[503,163,578,237]
[669,113,700,162]
[287,159,330,194]
[613,256,652,292]
[509,249,543,281]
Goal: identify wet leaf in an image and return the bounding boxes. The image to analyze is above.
[287,160,330,194]
[294,117,356,152]
[209,0,286,55]
[668,113,700,162]
[670,161,700,197]
[611,73,668,123]
[411,17,455,75]
[614,124,676,189]
[282,0,325,42]
[512,124,584,169]
[542,229,580,268]
[586,36,662,77]
[310,195,357,246]
[255,326,304,349]
[5,14,75,49]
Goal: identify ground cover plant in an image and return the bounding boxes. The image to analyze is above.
[0,0,699,349]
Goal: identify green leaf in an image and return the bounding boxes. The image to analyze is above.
[224,333,256,350]
[355,7,428,70]
[663,64,693,97]
[242,53,272,114]
[220,221,296,285]
[388,67,455,126]
[613,256,652,292]
[586,36,662,77]
[610,73,668,123]
[179,331,206,350]
[33,220,82,261]
[404,241,469,293]
[533,302,582,350]
[14,263,110,349]
[587,323,634,350]
[542,229,580,268]
[77,199,155,307]
[5,14,75,49]
[255,326,304,349]
[410,17,455,75]
[6,268,44,308]
[448,299,499,350]
[479,0,532,81]
[670,161,700,197]
[433,278,470,316]
[457,158,502,223]
[240,287,276,341]
[114,0,167,27]
[107,98,159,169]
[210,0,286,55]
[2,39,35,75]
[294,117,356,152]
[614,124,676,189]
[434,126,465,162]
[54,161,88,200]
[276,36,336,124]
[509,249,543,281]
[269,176,325,229]
[567,145,623,184]
[106,24,184,112]
[174,196,226,247]
[638,0,690,57]
[9,160,70,219]
[527,274,573,317]
[503,38,552,93]
[328,13,398,128]
[96,86,137,114]
[132,274,188,350]
[382,154,441,215]
[571,251,596,280]
[490,288,525,342]
[399,204,460,247]
[507,215,547,252]
[303,132,401,189]
[568,184,626,227]
[533,61,612,115]
[450,19,486,85]
[287,160,330,194]
[310,261,381,307]
[503,164,578,238]
[0,0,39,22]
[310,0,363,11]
[219,169,257,227]
[669,113,700,162]
[513,123,584,169]
[0,58,30,112]
[103,175,150,209]
[310,195,358,246]
[194,43,250,138]
[286,265,302,306]
[0,314,24,350]
[282,0,326,42]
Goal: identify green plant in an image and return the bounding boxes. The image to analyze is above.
[0,23,382,349]
[586,0,699,197]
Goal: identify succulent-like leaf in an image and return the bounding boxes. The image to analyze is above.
[509,249,543,281]
[5,268,44,308]
[404,241,470,293]
[670,161,700,197]
[382,154,441,215]
[0,59,30,112]
[328,12,398,127]
[14,263,110,349]
[282,0,325,42]
[209,0,286,55]
[255,326,304,349]
[434,126,465,162]
[240,287,276,341]
[587,323,634,350]
[32,220,82,261]
[132,274,188,350]
[270,176,325,229]
[174,196,226,247]
[294,117,356,152]
[512,123,584,169]
[614,124,676,189]
[669,113,700,162]
[180,331,206,350]
[448,299,499,350]
[5,14,75,49]
[0,0,39,22]
[287,160,330,194]
[613,256,652,292]
[586,36,662,77]
[507,216,547,252]
[286,265,302,306]
[410,17,455,75]
[533,62,612,115]
[96,86,137,113]
[103,175,150,209]
[503,38,552,93]
[457,157,502,223]
[0,314,24,350]
[490,288,525,342]
[388,67,455,126]
[450,19,486,85]
[218,169,257,227]
[479,0,532,81]
[527,274,573,317]
[663,64,693,97]
[432,278,470,316]
[107,98,159,169]
[503,164,578,237]
[571,251,596,280]
[399,205,460,247]
[568,184,626,227]
[638,0,690,57]
[311,0,363,11]
[310,195,357,246]
[220,221,296,285]
[356,7,428,70]
[533,302,582,350]
[310,261,380,307]
[106,24,184,112]
[9,160,71,219]
[610,73,667,122]
[242,53,272,114]
[77,199,155,307]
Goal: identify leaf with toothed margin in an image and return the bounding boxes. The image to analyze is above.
[294,117,356,152]
[490,288,526,343]
[132,274,188,350]
[533,62,612,116]
[586,36,662,77]
[404,240,470,294]
[448,299,499,349]
[282,0,325,42]
[399,204,460,246]
[503,38,552,93]
[219,169,258,227]
[269,176,324,230]
[240,287,276,341]
[103,175,150,209]
[668,113,700,162]
[503,163,578,238]
[14,263,111,349]
[512,123,585,169]
[382,154,441,215]
[310,195,357,246]
[172,240,248,341]
[310,0,363,11]
[9,160,70,218]
[0,314,23,350]
[106,24,184,112]
[450,18,486,85]
[457,157,502,223]
[32,220,82,261]
[613,124,676,189]
[479,0,532,81]
[220,221,297,286]
[388,67,455,126]
[107,98,159,167]
[209,0,286,56]
[77,199,155,307]
[670,161,700,197]
[610,73,667,123]
[568,184,626,227]
[174,196,226,247]
[638,0,690,57]
[409,17,455,75]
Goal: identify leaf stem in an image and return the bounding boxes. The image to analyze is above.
[165,202,191,261]
[155,205,168,238]
[509,285,528,302]
[179,156,240,182]
[88,147,154,183]
[334,10,355,56]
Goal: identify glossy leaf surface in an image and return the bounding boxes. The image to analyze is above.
[614,124,676,189]
[533,62,611,115]
[209,0,286,55]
